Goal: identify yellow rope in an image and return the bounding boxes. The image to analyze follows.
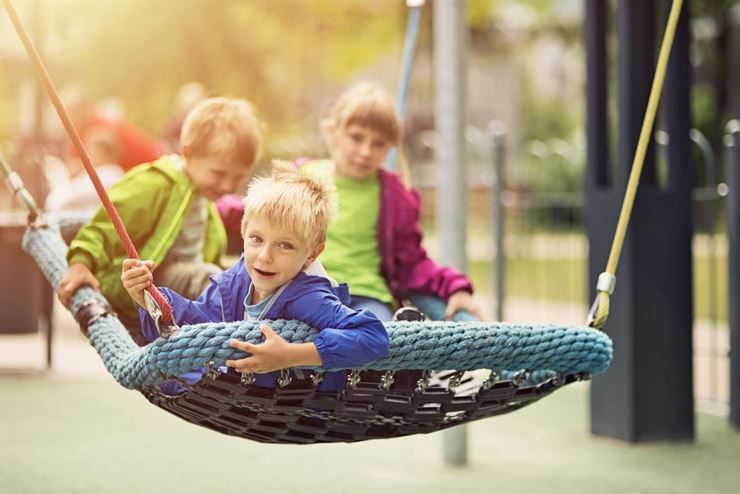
[588,0,684,329]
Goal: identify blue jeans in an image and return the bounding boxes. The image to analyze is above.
[350,295,393,322]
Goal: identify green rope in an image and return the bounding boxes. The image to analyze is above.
[588,0,684,328]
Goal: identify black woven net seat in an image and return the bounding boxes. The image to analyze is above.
[20,217,611,445]
[144,368,587,444]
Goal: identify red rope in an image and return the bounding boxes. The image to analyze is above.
[3,0,173,326]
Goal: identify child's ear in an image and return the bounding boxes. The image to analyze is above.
[180,144,192,160]
[304,242,325,269]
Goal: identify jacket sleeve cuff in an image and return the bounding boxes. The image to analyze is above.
[67,251,95,270]
[313,335,337,370]
[445,279,474,301]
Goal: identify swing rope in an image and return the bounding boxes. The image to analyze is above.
[587,0,684,329]
[2,0,174,327]
[386,0,424,172]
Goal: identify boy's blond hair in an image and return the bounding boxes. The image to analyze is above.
[327,81,401,146]
[241,161,337,248]
[180,97,262,167]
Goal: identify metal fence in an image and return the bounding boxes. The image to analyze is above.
[475,122,737,415]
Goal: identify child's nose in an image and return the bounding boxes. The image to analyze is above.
[221,177,241,195]
[257,247,272,263]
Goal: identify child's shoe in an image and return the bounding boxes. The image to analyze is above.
[392,306,426,322]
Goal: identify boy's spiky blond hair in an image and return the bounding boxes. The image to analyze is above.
[180,97,263,168]
[327,81,401,145]
[241,160,337,248]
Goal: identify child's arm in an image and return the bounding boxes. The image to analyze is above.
[67,174,163,268]
[62,166,169,306]
[58,263,101,307]
[284,283,389,370]
[445,290,482,320]
[225,281,389,373]
[121,258,156,308]
[391,183,482,319]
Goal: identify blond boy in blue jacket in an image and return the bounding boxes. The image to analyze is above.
[121,161,389,392]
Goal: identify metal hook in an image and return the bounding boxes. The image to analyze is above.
[415,370,431,392]
[447,371,465,392]
[379,370,395,391]
[311,371,324,386]
[277,369,292,388]
[346,370,361,389]
[512,369,529,387]
[482,370,498,391]
[204,361,219,380]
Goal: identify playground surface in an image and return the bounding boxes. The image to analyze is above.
[2,375,738,494]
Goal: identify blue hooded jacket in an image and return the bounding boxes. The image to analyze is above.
[140,255,390,393]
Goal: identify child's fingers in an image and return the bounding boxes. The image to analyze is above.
[260,324,277,339]
[225,357,247,369]
[229,339,258,354]
[121,258,139,271]
[122,265,151,280]
[444,305,455,320]
[123,272,152,286]
[127,280,151,292]
[225,357,263,373]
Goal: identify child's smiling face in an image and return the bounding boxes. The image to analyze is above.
[329,124,392,180]
[183,153,252,201]
[242,215,323,303]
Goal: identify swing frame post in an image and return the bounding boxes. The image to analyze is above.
[433,0,469,466]
[586,0,694,442]
[725,119,740,429]
[489,121,506,322]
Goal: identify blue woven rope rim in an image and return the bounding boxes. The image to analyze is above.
[22,219,613,390]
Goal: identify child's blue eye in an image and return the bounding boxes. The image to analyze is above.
[279,242,293,250]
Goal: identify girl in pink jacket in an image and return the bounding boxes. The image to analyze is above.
[301,82,482,321]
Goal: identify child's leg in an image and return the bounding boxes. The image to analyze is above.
[154,261,222,299]
[349,295,393,321]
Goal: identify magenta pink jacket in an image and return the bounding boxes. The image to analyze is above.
[377,170,473,302]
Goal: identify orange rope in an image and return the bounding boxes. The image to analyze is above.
[3,0,173,326]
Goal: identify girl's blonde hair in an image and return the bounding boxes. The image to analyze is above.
[327,81,401,146]
[241,161,337,248]
[180,97,263,168]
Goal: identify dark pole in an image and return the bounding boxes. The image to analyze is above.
[726,119,740,428]
[660,0,694,436]
[585,0,609,190]
[587,0,694,442]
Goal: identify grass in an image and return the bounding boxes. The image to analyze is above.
[1,376,739,494]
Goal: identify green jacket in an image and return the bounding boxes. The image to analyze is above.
[67,155,227,321]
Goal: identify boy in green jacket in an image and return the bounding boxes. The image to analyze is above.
[58,97,262,342]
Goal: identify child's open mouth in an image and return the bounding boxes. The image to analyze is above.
[253,267,277,278]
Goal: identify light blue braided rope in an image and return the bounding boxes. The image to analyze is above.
[22,219,613,390]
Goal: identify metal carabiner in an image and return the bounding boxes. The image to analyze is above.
[143,289,178,337]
